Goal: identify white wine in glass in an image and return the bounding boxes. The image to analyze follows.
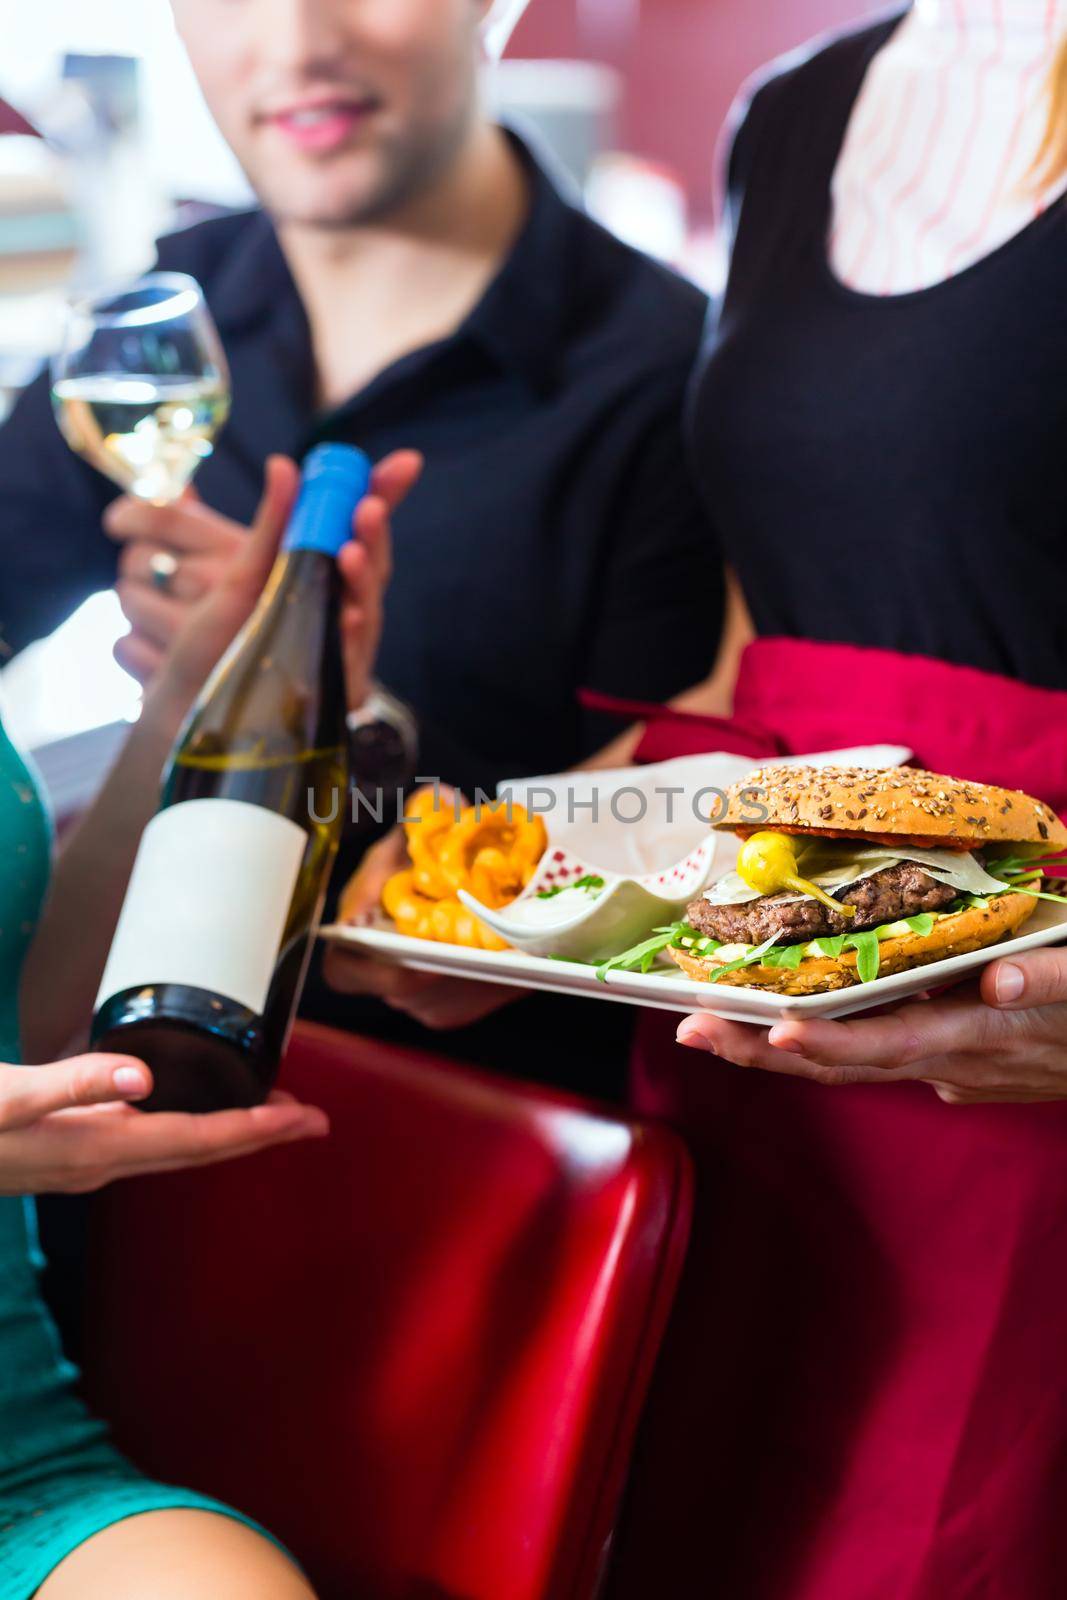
[51,273,231,504]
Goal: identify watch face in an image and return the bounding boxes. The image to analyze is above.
[348,722,413,792]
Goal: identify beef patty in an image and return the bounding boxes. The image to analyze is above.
[688,861,958,946]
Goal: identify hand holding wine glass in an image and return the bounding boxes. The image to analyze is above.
[156,449,418,713]
[108,448,420,693]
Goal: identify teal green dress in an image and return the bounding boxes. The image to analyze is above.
[0,717,269,1596]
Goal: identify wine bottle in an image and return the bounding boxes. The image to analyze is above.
[92,443,371,1113]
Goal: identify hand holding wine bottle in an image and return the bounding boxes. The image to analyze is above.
[0,1055,327,1196]
[91,443,423,1114]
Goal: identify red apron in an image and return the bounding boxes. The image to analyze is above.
[606,638,1067,1600]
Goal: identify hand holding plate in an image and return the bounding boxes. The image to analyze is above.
[676,946,1067,1102]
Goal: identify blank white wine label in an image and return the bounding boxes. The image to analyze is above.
[96,798,307,1016]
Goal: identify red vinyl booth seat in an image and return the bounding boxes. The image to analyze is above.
[82,1023,693,1600]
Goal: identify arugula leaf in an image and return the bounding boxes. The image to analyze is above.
[537,874,605,900]
[999,868,1042,887]
[596,922,692,982]
[982,856,1067,905]
[984,855,1029,877]
[845,929,881,984]
[762,943,806,970]
[814,935,847,959]
[990,850,1067,878]
[707,934,781,984]
[1006,884,1067,905]
[904,913,935,937]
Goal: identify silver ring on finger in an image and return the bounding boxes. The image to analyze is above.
[147,549,180,595]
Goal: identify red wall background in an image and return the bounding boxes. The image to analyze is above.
[508,0,887,218]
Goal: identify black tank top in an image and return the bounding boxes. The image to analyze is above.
[690,15,1067,689]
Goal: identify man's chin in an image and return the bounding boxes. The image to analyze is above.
[250,134,461,231]
[256,178,389,231]
[270,199,382,230]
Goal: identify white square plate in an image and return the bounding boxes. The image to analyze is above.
[320,898,1067,1021]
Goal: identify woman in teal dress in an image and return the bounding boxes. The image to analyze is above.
[0,451,412,1598]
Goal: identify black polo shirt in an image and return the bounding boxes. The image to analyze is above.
[2,134,720,1091]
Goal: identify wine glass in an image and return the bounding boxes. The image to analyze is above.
[51,272,231,506]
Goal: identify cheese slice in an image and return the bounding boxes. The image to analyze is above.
[703,842,1010,907]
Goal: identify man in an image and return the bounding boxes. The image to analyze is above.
[2,0,721,1088]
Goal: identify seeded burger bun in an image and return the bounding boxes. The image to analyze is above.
[670,765,1064,995]
[713,763,1067,852]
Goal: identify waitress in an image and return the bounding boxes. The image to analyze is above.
[604,5,1067,1599]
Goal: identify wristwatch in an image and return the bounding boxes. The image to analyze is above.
[346,682,419,799]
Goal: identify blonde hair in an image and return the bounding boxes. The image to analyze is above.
[1033,34,1067,187]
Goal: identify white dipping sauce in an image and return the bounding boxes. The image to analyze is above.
[501,885,604,927]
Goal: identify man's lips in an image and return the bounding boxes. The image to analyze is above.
[262,100,378,153]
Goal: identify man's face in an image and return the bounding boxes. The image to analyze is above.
[172,0,490,227]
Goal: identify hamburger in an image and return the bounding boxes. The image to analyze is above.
[663,765,1067,995]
